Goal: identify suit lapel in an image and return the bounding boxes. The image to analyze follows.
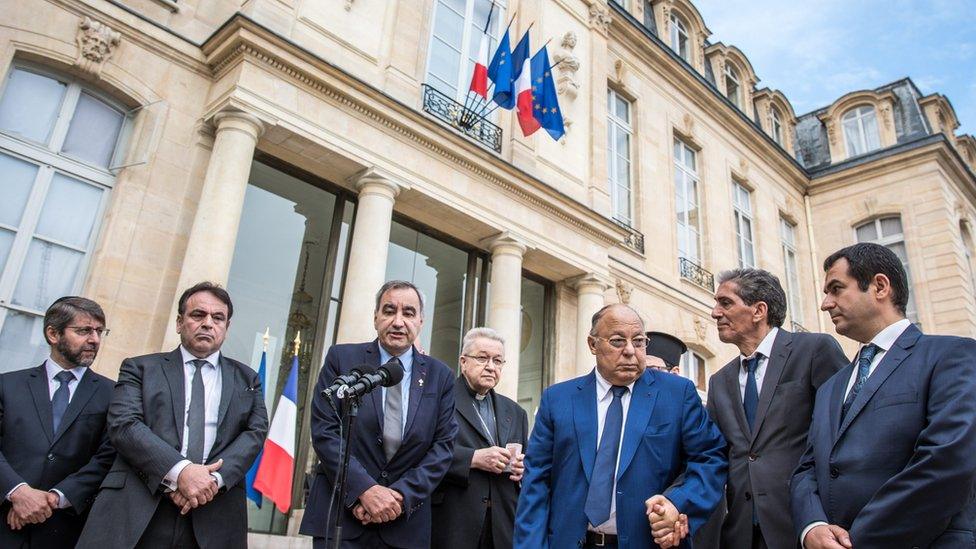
[724,359,751,438]
[494,391,513,446]
[403,348,428,437]
[160,348,186,445]
[617,372,657,478]
[750,330,792,445]
[51,369,99,445]
[573,372,598,483]
[829,362,853,442]
[455,379,492,444]
[28,364,54,444]
[835,326,920,443]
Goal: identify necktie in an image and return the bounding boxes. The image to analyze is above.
[383,358,404,461]
[187,359,207,464]
[51,370,75,433]
[584,385,628,528]
[841,344,881,421]
[742,355,761,431]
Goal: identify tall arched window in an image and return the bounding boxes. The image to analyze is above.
[669,14,690,62]
[770,105,784,145]
[842,106,881,157]
[0,65,127,370]
[425,0,506,102]
[607,89,633,226]
[724,63,741,108]
[855,216,919,323]
[674,138,701,263]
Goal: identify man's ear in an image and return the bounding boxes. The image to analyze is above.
[872,273,892,301]
[587,336,598,355]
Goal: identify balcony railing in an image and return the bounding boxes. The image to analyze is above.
[791,321,809,333]
[612,219,645,254]
[421,84,502,153]
[679,257,714,291]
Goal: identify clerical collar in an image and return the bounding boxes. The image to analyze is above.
[463,377,490,400]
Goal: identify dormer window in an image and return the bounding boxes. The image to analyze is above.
[842,105,881,156]
[771,106,783,145]
[669,14,690,62]
[724,63,741,108]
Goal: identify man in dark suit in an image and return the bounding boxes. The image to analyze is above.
[432,327,529,549]
[792,243,976,549]
[77,282,268,549]
[0,296,115,548]
[515,304,726,549]
[704,268,847,549]
[300,280,458,548]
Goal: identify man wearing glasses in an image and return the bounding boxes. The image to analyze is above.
[0,296,115,548]
[432,327,529,549]
[515,303,726,549]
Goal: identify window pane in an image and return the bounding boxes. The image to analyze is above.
[615,96,629,121]
[862,110,881,151]
[0,69,66,144]
[855,222,877,242]
[428,38,462,97]
[0,152,39,227]
[0,229,13,273]
[35,173,103,248]
[880,217,903,238]
[519,277,547,422]
[61,93,124,168]
[616,128,629,159]
[0,309,49,373]
[11,240,84,311]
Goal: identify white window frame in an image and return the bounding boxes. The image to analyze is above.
[771,106,783,145]
[854,216,919,323]
[0,64,125,352]
[669,14,690,62]
[842,105,881,157]
[724,63,741,108]
[424,0,507,104]
[779,217,803,325]
[674,138,701,262]
[732,181,755,268]
[680,350,706,389]
[607,88,634,226]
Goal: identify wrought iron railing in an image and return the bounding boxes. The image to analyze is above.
[421,84,502,152]
[612,219,645,254]
[679,257,714,291]
[791,321,809,333]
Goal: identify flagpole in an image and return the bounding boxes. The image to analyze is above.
[460,1,498,127]
[262,327,269,352]
[471,20,534,119]
[481,37,556,120]
[466,12,520,121]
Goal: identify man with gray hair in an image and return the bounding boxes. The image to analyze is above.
[703,268,847,549]
[431,327,528,549]
[302,280,458,548]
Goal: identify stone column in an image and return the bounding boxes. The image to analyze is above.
[572,274,610,376]
[163,111,263,350]
[484,233,528,401]
[335,168,407,344]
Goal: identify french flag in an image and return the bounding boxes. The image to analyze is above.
[253,355,298,513]
[469,33,490,98]
[516,55,540,136]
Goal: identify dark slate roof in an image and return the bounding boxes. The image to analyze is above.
[793,78,933,170]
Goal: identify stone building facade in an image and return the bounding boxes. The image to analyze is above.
[0,0,973,541]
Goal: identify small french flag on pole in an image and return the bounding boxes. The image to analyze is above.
[253,354,298,513]
[470,33,490,98]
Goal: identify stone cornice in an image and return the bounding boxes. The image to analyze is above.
[201,15,628,249]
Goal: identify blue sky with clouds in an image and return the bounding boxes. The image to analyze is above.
[691,0,976,135]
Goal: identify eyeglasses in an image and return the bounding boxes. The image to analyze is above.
[594,336,648,349]
[67,326,110,337]
[463,355,506,367]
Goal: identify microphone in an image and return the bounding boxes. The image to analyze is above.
[321,366,371,398]
[337,359,404,399]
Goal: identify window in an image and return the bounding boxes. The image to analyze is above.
[426,0,505,102]
[669,14,690,62]
[724,63,741,108]
[855,217,919,323]
[771,106,784,145]
[681,350,706,390]
[0,66,126,372]
[842,106,881,157]
[607,89,633,226]
[674,139,701,262]
[643,0,655,29]
[732,181,755,268]
[961,223,976,305]
[780,217,803,325]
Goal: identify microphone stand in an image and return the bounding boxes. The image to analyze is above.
[331,393,360,549]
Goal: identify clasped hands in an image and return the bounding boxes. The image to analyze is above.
[168,459,223,515]
[803,524,853,549]
[352,485,404,525]
[472,446,525,481]
[645,494,689,549]
[6,485,59,530]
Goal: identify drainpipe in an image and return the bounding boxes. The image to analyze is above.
[804,194,826,332]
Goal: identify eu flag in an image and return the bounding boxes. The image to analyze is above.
[494,30,530,109]
[244,349,267,507]
[530,46,565,140]
[487,28,512,108]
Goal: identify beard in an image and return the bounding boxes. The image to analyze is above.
[57,338,97,368]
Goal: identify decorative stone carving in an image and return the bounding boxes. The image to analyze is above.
[344,0,354,10]
[825,119,838,146]
[738,157,749,177]
[615,279,633,304]
[589,4,612,34]
[682,112,695,137]
[880,103,893,129]
[553,32,580,100]
[693,317,706,342]
[861,196,877,216]
[75,17,121,77]
[613,59,627,84]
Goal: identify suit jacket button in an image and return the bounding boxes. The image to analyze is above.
[744,492,752,501]
[830,467,840,479]
[47,454,54,461]
[381,471,388,479]
[748,453,758,462]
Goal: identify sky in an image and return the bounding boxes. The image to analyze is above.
[691,0,976,135]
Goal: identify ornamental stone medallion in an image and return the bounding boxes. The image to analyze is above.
[76,16,121,77]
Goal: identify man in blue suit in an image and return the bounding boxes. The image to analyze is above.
[792,243,976,549]
[300,280,458,548]
[515,303,726,549]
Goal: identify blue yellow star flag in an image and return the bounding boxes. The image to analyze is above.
[494,30,530,109]
[530,45,565,140]
[487,27,512,107]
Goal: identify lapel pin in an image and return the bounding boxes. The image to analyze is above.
[418,378,424,387]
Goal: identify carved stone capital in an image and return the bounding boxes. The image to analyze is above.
[569,272,612,294]
[589,4,612,34]
[75,16,121,77]
[482,231,529,258]
[348,166,409,200]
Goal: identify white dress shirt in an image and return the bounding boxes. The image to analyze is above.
[589,369,636,535]
[799,318,912,547]
[4,358,88,508]
[162,346,224,491]
[737,327,779,401]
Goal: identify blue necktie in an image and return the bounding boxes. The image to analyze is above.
[51,370,75,433]
[742,355,761,431]
[841,344,881,421]
[585,385,628,528]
